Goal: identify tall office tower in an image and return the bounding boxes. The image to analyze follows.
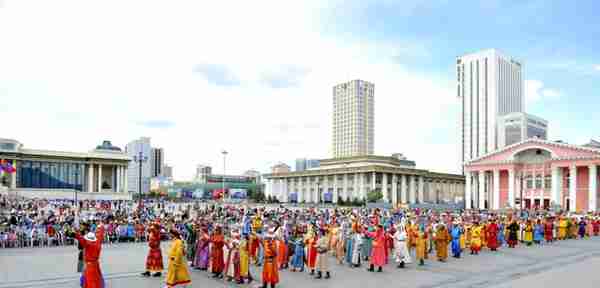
[332,79,374,158]
[497,112,548,148]
[457,49,524,172]
[195,164,212,183]
[126,137,152,194]
[150,148,164,177]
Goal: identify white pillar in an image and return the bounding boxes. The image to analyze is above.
[418,176,425,204]
[371,172,376,193]
[508,169,515,208]
[551,166,560,207]
[97,164,103,193]
[465,171,472,209]
[401,174,408,204]
[391,174,398,205]
[360,173,367,201]
[123,167,128,194]
[116,166,121,193]
[88,164,94,192]
[409,175,416,204]
[478,171,486,209]
[589,165,597,212]
[382,173,388,203]
[353,173,359,201]
[342,174,348,201]
[493,170,500,210]
[265,179,273,198]
[333,175,338,203]
[569,165,577,212]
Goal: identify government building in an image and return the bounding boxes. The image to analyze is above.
[0,138,131,200]
[264,155,465,205]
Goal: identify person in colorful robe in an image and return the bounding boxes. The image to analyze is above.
[593,217,600,236]
[393,222,411,268]
[224,233,241,284]
[73,222,105,288]
[165,229,191,288]
[238,234,253,284]
[435,224,450,262]
[209,225,225,278]
[365,224,386,272]
[351,226,363,267]
[290,237,304,272]
[486,219,499,251]
[141,222,163,277]
[304,228,318,275]
[344,223,354,266]
[362,225,373,262]
[507,220,519,248]
[260,228,279,288]
[335,226,345,264]
[315,229,331,279]
[544,218,554,243]
[558,217,568,240]
[578,218,587,239]
[533,220,544,245]
[524,220,534,246]
[415,224,427,266]
[450,222,462,258]
[192,225,210,270]
[470,222,482,255]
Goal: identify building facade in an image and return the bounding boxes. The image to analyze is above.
[332,79,374,158]
[163,165,173,179]
[0,138,131,200]
[126,137,152,195]
[265,156,464,205]
[498,112,548,148]
[150,148,164,177]
[464,138,600,212]
[194,165,212,183]
[271,163,291,174]
[457,49,524,172]
[295,158,320,172]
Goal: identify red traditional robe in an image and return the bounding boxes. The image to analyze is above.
[486,223,499,250]
[305,236,318,269]
[75,226,105,288]
[210,233,225,274]
[146,227,163,272]
[366,228,386,267]
[544,222,554,241]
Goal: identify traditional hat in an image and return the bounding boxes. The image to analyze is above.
[84,232,97,242]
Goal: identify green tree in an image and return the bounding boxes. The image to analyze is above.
[367,190,382,203]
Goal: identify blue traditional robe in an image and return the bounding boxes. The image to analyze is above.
[451,226,462,257]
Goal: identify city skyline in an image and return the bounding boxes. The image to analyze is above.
[1,1,599,180]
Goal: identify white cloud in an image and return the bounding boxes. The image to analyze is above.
[0,0,459,179]
[594,65,600,71]
[525,79,561,105]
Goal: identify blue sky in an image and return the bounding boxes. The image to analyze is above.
[0,0,598,179]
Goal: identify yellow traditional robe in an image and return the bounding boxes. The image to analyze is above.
[239,238,249,278]
[558,219,567,240]
[524,224,533,243]
[415,231,427,261]
[471,226,482,248]
[435,228,449,261]
[166,238,191,287]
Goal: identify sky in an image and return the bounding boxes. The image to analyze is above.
[0,0,599,180]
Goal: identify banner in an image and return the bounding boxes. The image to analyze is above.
[229,188,247,199]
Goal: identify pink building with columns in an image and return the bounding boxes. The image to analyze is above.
[464,138,600,212]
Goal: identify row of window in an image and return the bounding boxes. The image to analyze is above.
[17,161,86,190]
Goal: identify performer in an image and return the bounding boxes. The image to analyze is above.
[486,218,499,251]
[534,219,544,245]
[304,227,318,275]
[239,234,254,283]
[366,224,386,272]
[524,220,534,246]
[315,229,331,279]
[415,224,427,266]
[507,219,519,248]
[335,225,345,265]
[290,236,305,272]
[261,228,279,288]
[73,221,105,288]
[435,224,450,262]
[450,221,462,258]
[558,216,568,240]
[165,229,191,288]
[578,217,587,239]
[470,222,482,255]
[350,224,363,267]
[393,222,411,268]
[209,225,225,278]
[192,225,210,270]
[544,217,554,243]
[141,222,163,277]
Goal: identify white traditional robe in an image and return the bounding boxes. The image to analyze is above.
[393,230,411,264]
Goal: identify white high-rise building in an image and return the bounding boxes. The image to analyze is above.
[457,49,524,172]
[497,112,548,148]
[332,79,374,158]
[126,137,152,194]
[150,148,164,177]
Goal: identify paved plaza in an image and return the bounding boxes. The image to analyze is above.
[2,238,600,288]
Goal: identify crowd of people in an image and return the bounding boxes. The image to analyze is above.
[2,194,600,288]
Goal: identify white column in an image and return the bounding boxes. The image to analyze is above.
[409,175,416,204]
[478,171,486,209]
[87,164,94,192]
[371,172,376,193]
[343,174,348,201]
[123,167,128,194]
[265,179,273,198]
[115,166,121,193]
[418,176,425,204]
[508,169,515,208]
[589,165,597,212]
[401,175,408,204]
[353,173,359,201]
[551,166,560,207]
[97,164,103,193]
[391,174,398,205]
[323,176,328,203]
[382,173,388,203]
[360,173,367,200]
[465,172,472,209]
[333,175,338,203]
[493,169,500,210]
[10,164,16,189]
[569,165,577,212]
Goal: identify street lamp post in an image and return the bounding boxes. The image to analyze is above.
[133,151,148,211]
[74,165,80,210]
[222,150,228,201]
